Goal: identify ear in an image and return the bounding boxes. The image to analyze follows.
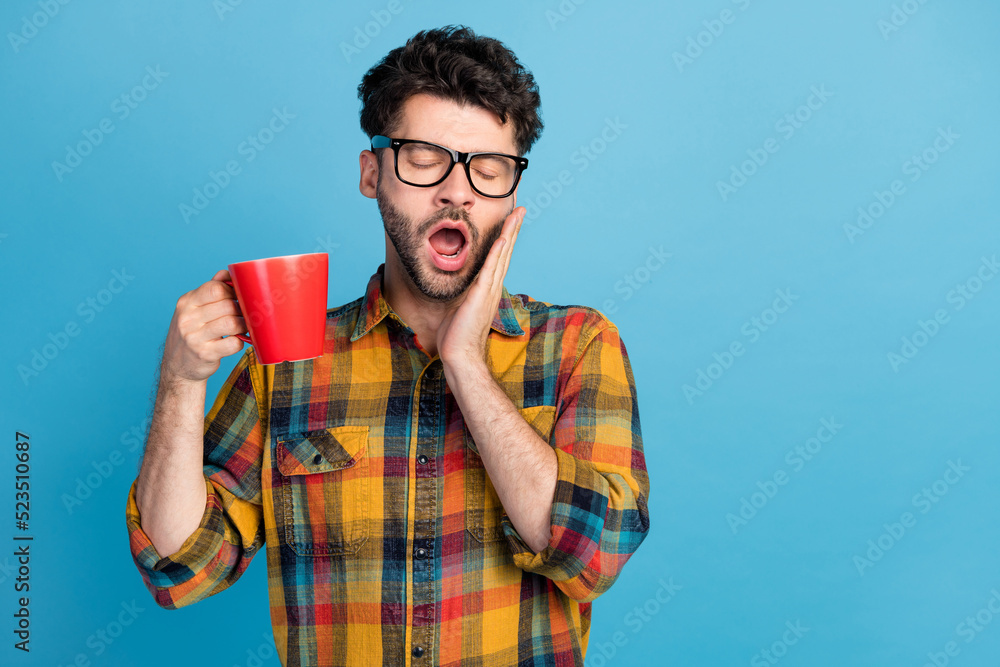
[359,150,379,199]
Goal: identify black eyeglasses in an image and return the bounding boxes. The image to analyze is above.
[371,135,528,198]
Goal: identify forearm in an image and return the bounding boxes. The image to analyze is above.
[445,360,557,553]
[135,368,209,558]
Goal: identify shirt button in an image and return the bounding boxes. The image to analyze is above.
[415,547,428,559]
[312,454,322,465]
[417,454,429,465]
[412,646,425,658]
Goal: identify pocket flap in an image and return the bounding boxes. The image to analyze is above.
[276,425,368,476]
[465,405,557,455]
[519,404,557,441]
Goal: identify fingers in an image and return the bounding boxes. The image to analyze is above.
[187,272,235,308]
[163,270,246,383]
[200,298,246,340]
[475,206,523,297]
[175,280,245,348]
[502,208,524,279]
[482,232,507,290]
[192,311,248,346]
[197,296,243,324]
[493,207,523,289]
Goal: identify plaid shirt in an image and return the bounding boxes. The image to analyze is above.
[125,263,650,666]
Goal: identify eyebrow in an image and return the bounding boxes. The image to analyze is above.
[420,139,512,154]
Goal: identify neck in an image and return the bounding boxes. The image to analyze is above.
[381,259,464,359]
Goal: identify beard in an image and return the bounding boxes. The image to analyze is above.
[376,170,512,303]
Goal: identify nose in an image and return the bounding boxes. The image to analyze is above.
[434,161,476,209]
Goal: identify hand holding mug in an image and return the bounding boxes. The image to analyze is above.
[161,269,248,385]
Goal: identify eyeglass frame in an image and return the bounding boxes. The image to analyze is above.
[370,135,529,199]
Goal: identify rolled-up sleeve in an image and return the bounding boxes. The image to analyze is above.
[125,349,267,609]
[501,322,650,603]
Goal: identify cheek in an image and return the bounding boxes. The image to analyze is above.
[390,186,433,215]
[475,217,506,250]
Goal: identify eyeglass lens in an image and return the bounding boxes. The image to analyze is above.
[397,143,517,196]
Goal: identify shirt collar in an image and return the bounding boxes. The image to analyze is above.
[350,263,526,342]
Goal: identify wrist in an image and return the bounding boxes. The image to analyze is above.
[442,355,491,383]
[158,365,207,395]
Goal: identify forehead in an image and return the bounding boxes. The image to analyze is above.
[393,93,517,154]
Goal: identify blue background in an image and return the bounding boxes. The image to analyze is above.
[2,1,999,665]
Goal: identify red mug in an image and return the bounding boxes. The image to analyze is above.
[223,252,328,364]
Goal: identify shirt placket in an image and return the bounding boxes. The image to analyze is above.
[410,358,441,663]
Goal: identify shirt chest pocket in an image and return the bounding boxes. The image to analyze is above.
[276,425,370,556]
[465,405,558,543]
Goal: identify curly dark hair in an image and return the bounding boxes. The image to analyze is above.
[358,25,543,158]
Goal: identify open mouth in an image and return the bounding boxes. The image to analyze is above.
[428,226,466,256]
[426,221,470,270]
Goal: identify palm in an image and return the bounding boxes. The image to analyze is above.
[437,207,524,367]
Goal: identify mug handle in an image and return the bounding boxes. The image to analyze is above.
[223,279,252,344]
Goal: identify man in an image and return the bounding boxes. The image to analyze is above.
[125,25,649,666]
